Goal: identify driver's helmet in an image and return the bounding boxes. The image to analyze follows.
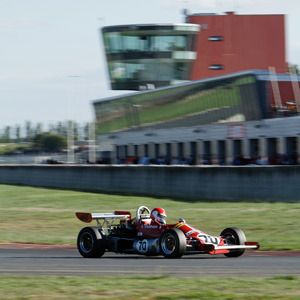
[150,207,167,225]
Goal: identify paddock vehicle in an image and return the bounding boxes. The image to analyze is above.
[76,206,260,258]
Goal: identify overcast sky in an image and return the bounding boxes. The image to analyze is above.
[1,0,300,131]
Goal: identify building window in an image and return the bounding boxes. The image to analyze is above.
[208,36,223,41]
[209,64,224,70]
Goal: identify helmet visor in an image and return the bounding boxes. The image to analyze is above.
[158,213,166,225]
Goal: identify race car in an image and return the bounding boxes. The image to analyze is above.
[76,206,260,258]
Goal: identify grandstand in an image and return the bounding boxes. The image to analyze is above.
[93,70,300,164]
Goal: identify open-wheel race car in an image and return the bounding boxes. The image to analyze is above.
[76,206,260,258]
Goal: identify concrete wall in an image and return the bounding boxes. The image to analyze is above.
[0,165,299,202]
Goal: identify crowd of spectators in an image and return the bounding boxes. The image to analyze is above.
[232,153,298,166]
[117,156,196,165]
[115,153,298,166]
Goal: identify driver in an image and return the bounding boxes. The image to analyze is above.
[150,207,167,226]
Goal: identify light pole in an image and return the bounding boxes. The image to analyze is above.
[89,121,96,163]
[67,75,83,164]
[67,120,74,164]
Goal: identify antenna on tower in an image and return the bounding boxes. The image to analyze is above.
[181,1,190,23]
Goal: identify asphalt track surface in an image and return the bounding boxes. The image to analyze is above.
[1,244,300,277]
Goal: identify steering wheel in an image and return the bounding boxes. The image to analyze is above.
[136,206,151,221]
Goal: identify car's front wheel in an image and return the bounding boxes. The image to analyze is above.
[220,227,246,257]
[159,228,186,258]
[77,227,106,258]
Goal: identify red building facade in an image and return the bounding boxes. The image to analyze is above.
[187,12,286,80]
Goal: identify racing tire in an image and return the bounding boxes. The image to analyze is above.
[159,228,186,258]
[77,227,106,258]
[220,227,246,258]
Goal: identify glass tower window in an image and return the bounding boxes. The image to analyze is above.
[102,24,200,90]
[105,34,193,53]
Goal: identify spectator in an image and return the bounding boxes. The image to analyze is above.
[268,153,278,165]
[255,156,268,165]
[171,157,179,165]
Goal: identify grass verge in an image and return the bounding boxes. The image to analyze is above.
[1,185,299,299]
[0,184,300,250]
[0,275,299,300]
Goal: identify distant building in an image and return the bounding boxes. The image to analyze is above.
[93,70,300,164]
[94,13,300,165]
[187,12,286,80]
[101,12,286,91]
[101,24,200,90]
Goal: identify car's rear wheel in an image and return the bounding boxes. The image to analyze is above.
[159,228,186,258]
[77,227,106,258]
[220,227,246,257]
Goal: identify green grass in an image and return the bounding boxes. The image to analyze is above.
[0,275,300,299]
[1,184,299,299]
[0,184,300,250]
[0,144,30,155]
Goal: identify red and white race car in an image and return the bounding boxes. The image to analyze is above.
[76,206,260,258]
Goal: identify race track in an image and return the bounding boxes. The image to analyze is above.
[1,245,300,277]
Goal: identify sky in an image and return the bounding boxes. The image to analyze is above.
[1,0,300,133]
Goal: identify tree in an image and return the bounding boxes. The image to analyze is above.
[73,122,77,141]
[56,122,64,137]
[35,123,43,136]
[33,132,67,151]
[25,121,33,141]
[15,125,21,143]
[4,126,11,143]
[288,63,299,74]
[84,123,89,140]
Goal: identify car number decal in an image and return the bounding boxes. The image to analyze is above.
[198,234,220,245]
[136,239,148,253]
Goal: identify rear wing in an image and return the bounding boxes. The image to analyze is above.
[76,211,131,223]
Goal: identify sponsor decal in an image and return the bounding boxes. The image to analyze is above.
[143,225,159,229]
[186,229,200,236]
[228,123,246,139]
[174,223,184,229]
